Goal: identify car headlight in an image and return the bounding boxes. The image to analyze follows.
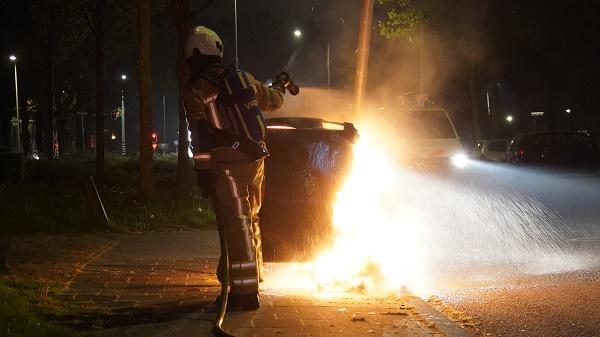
[451,153,468,168]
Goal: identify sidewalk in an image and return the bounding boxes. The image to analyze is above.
[6,231,469,337]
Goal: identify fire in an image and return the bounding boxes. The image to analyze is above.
[310,130,429,295]
[262,119,579,298]
[262,126,431,297]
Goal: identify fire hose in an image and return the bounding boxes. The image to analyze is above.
[213,216,236,337]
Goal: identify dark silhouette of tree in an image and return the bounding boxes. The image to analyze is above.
[171,0,214,197]
[173,0,191,197]
[66,0,132,177]
[137,0,155,198]
[378,0,490,139]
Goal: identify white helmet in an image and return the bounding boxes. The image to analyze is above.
[185,26,224,59]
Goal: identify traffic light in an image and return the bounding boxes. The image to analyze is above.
[151,132,158,152]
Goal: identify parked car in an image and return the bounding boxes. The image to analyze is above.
[395,107,468,171]
[471,139,509,162]
[507,131,599,172]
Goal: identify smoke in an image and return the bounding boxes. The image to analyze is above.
[261,2,597,297]
[267,87,353,123]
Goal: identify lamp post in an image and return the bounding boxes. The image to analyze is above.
[354,0,374,114]
[9,55,20,153]
[120,74,127,155]
[162,95,167,151]
[327,42,331,89]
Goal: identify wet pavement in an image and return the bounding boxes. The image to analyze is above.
[430,226,600,337]
[437,268,600,337]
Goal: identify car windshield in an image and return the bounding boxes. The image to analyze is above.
[397,110,456,139]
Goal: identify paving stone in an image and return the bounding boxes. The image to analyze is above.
[9,230,462,337]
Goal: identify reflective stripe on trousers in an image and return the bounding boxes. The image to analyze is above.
[211,149,264,295]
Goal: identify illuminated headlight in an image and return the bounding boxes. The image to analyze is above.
[450,153,468,168]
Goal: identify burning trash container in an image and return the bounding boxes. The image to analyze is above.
[260,117,358,261]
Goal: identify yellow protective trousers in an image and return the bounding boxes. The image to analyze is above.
[211,147,264,295]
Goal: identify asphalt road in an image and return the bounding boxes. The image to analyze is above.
[440,268,600,337]
[432,163,600,337]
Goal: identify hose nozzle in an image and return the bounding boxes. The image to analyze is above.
[275,72,300,96]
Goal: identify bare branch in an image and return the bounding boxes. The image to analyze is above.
[70,0,97,35]
[103,1,132,34]
[189,0,214,18]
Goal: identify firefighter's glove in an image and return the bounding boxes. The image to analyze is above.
[270,81,286,94]
[196,169,214,198]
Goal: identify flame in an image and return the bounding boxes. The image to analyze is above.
[309,130,429,295]
[263,126,428,297]
[262,126,431,297]
[262,120,579,298]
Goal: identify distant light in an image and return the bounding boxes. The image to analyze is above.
[121,74,127,80]
[293,29,302,38]
[506,115,514,123]
[111,133,117,140]
[565,109,571,114]
[530,111,544,117]
[9,55,16,61]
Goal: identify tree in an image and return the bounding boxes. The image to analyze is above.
[377,0,490,139]
[173,0,191,197]
[171,0,214,197]
[138,0,154,198]
[67,0,132,177]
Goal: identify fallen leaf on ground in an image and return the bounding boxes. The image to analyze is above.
[351,312,366,321]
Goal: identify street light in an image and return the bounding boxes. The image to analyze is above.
[9,55,20,153]
[506,115,514,123]
[120,74,127,155]
[293,29,302,39]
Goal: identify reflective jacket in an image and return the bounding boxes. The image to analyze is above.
[183,64,284,169]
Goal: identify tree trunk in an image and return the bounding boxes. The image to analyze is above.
[46,48,55,161]
[138,0,154,198]
[57,110,67,156]
[21,105,30,155]
[35,100,43,154]
[95,0,105,178]
[174,0,190,197]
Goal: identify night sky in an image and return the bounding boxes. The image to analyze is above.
[1,0,599,151]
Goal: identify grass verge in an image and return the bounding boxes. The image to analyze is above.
[0,154,215,234]
[0,278,74,337]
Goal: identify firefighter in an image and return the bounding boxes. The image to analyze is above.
[183,26,284,310]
